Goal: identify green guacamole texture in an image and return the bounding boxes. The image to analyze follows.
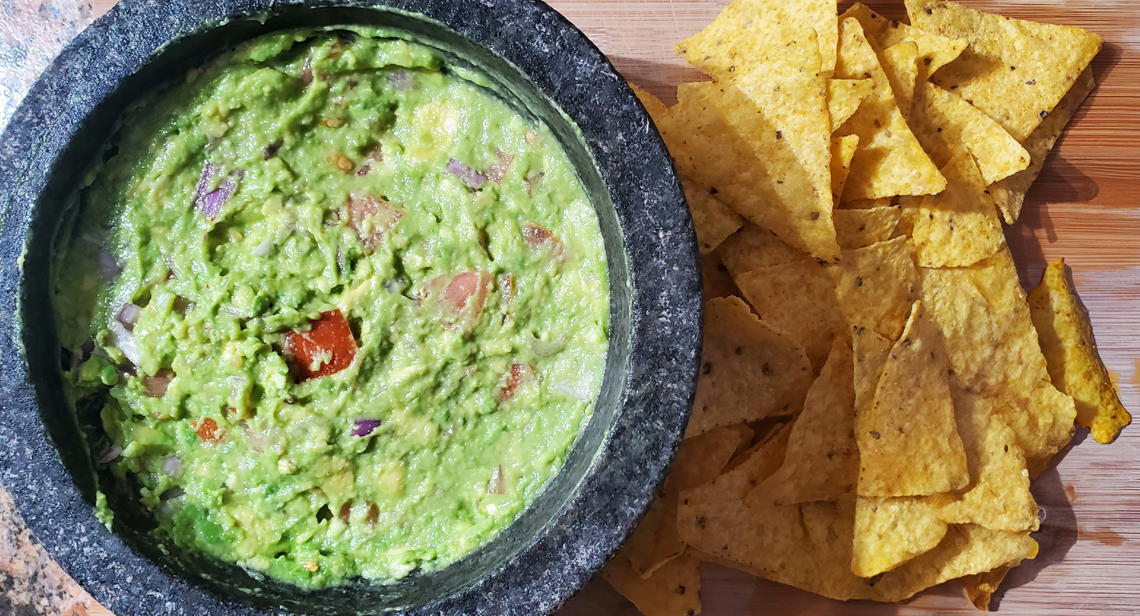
[51,28,609,587]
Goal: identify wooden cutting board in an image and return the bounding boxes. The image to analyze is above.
[23,1,1140,614]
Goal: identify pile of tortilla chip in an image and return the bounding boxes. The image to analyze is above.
[606,0,1133,613]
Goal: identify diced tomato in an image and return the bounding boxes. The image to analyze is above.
[522,223,565,260]
[426,271,494,332]
[498,363,531,402]
[347,194,402,254]
[285,309,358,381]
[193,417,221,443]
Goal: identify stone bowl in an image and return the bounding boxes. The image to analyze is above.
[0,1,701,614]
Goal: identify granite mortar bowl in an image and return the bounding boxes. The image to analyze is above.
[0,0,701,614]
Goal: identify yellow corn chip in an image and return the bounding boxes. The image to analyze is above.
[858,301,969,497]
[676,0,838,78]
[753,339,857,505]
[853,496,949,577]
[880,41,920,116]
[678,423,797,572]
[626,425,747,577]
[830,134,861,204]
[603,547,701,616]
[1028,259,1132,443]
[961,564,1013,611]
[717,223,806,280]
[842,197,894,209]
[827,79,875,131]
[835,18,946,200]
[834,236,919,343]
[834,206,902,250]
[901,151,1006,268]
[735,260,843,371]
[682,176,745,255]
[908,81,1032,185]
[660,77,839,261]
[853,326,892,416]
[840,2,967,83]
[689,297,812,438]
[630,82,671,124]
[701,252,739,300]
[992,68,1097,224]
[907,0,1102,142]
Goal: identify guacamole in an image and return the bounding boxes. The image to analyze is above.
[51,28,609,587]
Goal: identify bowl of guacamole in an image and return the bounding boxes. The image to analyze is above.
[0,1,700,615]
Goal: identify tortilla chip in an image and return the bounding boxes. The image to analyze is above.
[834,207,902,249]
[992,68,1096,223]
[626,425,748,577]
[901,151,1006,268]
[676,0,839,78]
[961,564,1013,611]
[660,78,839,261]
[840,2,967,83]
[880,41,920,116]
[735,259,843,371]
[701,252,739,300]
[853,496,949,577]
[827,79,875,131]
[909,82,1032,185]
[689,297,812,437]
[1018,380,1078,478]
[834,236,919,343]
[678,423,798,573]
[630,82,671,124]
[835,18,946,200]
[906,0,1102,142]
[842,197,894,209]
[853,326,892,416]
[753,339,857,505]
[830,134,861,205]
[1028,259,1132,443]
[682,176,745,255]
[603,548,701,616]
[717,223,806,280]
[857,301,969,497]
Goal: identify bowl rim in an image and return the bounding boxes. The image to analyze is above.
[0,0,701,614]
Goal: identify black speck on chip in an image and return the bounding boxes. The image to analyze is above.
[924,7,932,14]
[776,130,783,139]
[1040,110,1049,118]
[1010,65,1017,71]
[811,211,820,220]
[856,276,863,287]
[1026,79,1037,85]
[677,585,686,595]
[871,430,881,439]
[702,362,712,375]
[728,65,736,72]
[709,186,718,195]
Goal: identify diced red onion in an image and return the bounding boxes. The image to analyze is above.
[351,419,382,437]
[253,239,274,256]
[143,369,173,398]
[107,321,141,366]
[97,444,122,464]
[162,455,181,475]
[488,465,506,495]
[97,250,122,280]
[301,55,314,86]
[388,70,413,91]
[241,422,266,453]
[115,303,141,331]
[485,150,515,184]
[446,158,486,189]
[195,163,242,220]
[552,379,593,402]
[528,334,567,357]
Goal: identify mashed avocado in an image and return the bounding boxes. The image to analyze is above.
[51,28,609,587]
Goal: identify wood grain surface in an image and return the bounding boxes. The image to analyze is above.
[2,1,1138,615]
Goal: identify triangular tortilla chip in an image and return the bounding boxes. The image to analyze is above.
[853,496,949,577]
[1028,259,1132,443]
[853,326,892,415]
[753,339,857,505]
[660,78,839,261]
[961,564,1014,611]
[908,81,1031,185]
[681,176,745,255]
[701,252,740,300]
[901,151,1006,268]
[626,425,748,577]
[830,134,861,204]
[880,41,920,116]
[736,260,843,371]
[676,0,839,78]
[630,82,671,124]
[603,548,701,616]
[827,79,875,131]
[689,297,812,437]
[834,236,919,342]
[992,67,1096,223]
[834,206,902,250]
[840,2,967,84]
[906,0,1102,142]
[678,423,798,573]
[717,222,806,280]
[857,301,969,497]
[835,17,946,200]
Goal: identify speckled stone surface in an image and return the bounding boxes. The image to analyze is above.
[0,1,700,615]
